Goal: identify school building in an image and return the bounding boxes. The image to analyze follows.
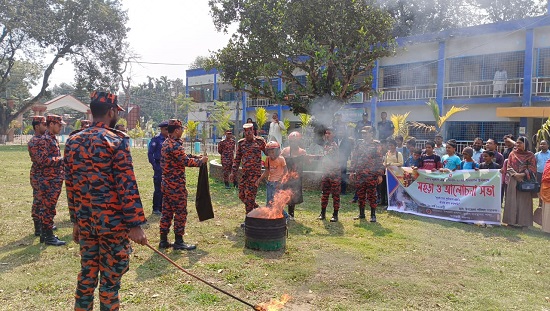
[186,11,550,143]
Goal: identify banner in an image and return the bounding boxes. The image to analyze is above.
[386,167,502,225]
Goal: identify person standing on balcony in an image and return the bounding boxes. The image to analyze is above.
[493,66,507,97]
[148,121,168,215]
[377,111,394,141]
[268,112,286,148]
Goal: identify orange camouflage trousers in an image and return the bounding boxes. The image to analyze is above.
[39,177,62,229]
[160,191,188,236]
[321,175,341,211]
[238,173,260,213]
[221,161,232,183]
[356,174,378,209]
[30,175,40,221]
[75,232,130,311]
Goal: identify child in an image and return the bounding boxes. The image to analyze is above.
[404,148,422,167]
[479,150,501,169]
[460,147,479,169]
[418,141,442,170]
[256,141,288,210]
[383,138,404,167]
[441,139,461,171]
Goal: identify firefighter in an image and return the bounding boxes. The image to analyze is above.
[159,119,207,250]
[350,126,385,222]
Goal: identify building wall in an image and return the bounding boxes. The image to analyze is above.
[446,31,526,57]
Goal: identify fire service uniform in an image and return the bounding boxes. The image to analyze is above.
[319,138,341,222]
[148,121,168,214]
[232,124,266,214]
[64,91,147,311]
[351,134,385,222]
[69,119,91,136]
[159,119,205,250]
[217,130,236,188]
[27,116,46,236]
[36,115,66,245]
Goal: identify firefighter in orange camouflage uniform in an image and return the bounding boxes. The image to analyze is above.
[217,130,236,189]
[36,114,66,246]
[69,119,91,136]
[27,116,47,236]
[159,119,207,251]
[64,91,147,311]
[230,123,266,224]
[318,127,341,222]
[350,126,385,222]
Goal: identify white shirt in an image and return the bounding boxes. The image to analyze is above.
[268,120,286,147]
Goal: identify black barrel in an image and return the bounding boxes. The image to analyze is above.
[244,216,287,251]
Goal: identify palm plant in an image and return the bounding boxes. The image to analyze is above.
[390,112,410,140]
[255,107,268,132]
[410,99,468,135]
[186,120,200,141]
[298,113,311,135]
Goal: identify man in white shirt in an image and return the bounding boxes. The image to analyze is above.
[493,67,507,97]
[268,112,286,148]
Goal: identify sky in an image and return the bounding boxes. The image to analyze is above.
[47,0,233,89]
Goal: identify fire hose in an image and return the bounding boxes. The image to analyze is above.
[145,242,265,311]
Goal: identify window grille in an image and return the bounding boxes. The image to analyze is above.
[447,51,524,82]
[381,62,437,87]
[445,121,519,142]
[536,48,550,77]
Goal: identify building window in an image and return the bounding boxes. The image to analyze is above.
[381,62,437,88]
[447,51,524,82]
[536,47,550,77]
[445,121,519,142]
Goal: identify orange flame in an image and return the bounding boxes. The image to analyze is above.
[281,171,299,184]
[255,294,291,311]
[247,189,293,219]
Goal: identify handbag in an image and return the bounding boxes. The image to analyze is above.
[516,171,540,193]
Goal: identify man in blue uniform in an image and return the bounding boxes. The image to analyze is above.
[148,121,168,215]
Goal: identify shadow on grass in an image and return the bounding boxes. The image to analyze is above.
[385,210,550,242]
[135,242,210,282]
[353,218,393,237]
[0,231,71,273]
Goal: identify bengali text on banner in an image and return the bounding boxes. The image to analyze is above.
[386,167,502,225]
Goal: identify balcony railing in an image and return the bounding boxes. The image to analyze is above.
[533,77,550,96]
[378,84,437,101]
[444,78,523,98]
[246,98,274,107]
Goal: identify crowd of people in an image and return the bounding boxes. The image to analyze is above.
[25,97,550,309]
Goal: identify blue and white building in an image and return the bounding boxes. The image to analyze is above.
[187,9,550,141]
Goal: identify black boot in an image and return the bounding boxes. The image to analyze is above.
[330,210,339,222]
[354,207,366,220]
[288,205,295,218]
[42,228,66,246]
[173,234,196,250]
[233,181,238,188]
[224,181,231,189]
[318,209,326,220]
[33,220,41,237]
[370,207,377,223]
[159,233,171,249]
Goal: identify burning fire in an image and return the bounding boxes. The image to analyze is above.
[247,189,293,219]
[281,171,299,184]
[255,294,291,311]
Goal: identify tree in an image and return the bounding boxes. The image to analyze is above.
[468,0,545,23]
[0,0,129,139]
[381,0,476,37]
[210,101,234,136]
[189,56,210,70]
[208,0,396,115]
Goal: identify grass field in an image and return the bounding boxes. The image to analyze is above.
[1,144,550,310]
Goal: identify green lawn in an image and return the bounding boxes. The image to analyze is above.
[1,144,550,310]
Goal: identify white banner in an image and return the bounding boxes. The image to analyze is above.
[386,167,502,225]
